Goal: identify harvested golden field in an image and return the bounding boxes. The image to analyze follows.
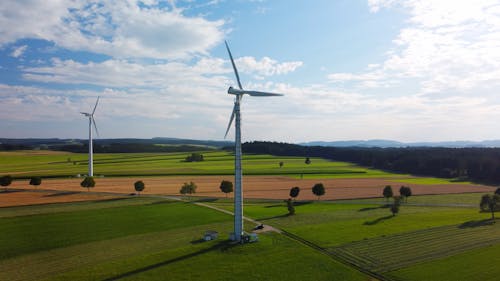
[7,176,495,202]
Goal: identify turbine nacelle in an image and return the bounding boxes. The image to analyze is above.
[228,86,283,97]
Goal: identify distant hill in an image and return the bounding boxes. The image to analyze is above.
[0,137,233,152]
[300,139,500,148]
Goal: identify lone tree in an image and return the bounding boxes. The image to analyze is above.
[290,186,300,200]
[285,198,295,215]
[279,161,284,168]
[219,180,233,198]
[185,153,204,162]
[312,183,325,201]
[305,157,311,165]
[134,180,145,196]
[495,188,500,195]
[391,196,402,216]
[480,194,500,221]
[0,175,13,190]
[80,176,95,191]
[29,176,42,188]
[399,186,412,202]
[180,181,197,200]
[383,185,393,201]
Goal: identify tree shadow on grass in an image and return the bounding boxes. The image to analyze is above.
[358,205,389,212]
[194,198,218,203]
[149,200,179,205]
[459,219,495,229]
[257,214,290,221]
[363,215,393,226]
[102,240,237,281]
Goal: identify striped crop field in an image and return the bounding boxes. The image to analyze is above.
[330,220,500,274]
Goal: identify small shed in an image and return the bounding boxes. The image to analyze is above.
[204,230,218,241]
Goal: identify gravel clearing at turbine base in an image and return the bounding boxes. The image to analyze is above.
[7,176,494,201]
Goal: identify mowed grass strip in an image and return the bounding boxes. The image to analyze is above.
[386,241,500,281]
[0,222,232,281]
[0,199,229,260]
[330,220,500,273]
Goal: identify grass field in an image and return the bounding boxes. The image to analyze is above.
[0,197,369,281]
[0,150,422,179]
[206,194,500,280]
[1,150,499,280]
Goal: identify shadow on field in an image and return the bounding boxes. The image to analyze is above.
[149,200,179,205]
[0,189,25,194]
[195,198,218,203]
[459,219,495,229]
[363,215,393,226]
[103,240,237,281]
[358,205,389,212]
[264,204,284,208]
[257,214,290,221]
[44,191,81,197]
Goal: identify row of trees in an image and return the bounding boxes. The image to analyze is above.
[242,141,500,185]
[1,175,42,189]
[383,185,412,202]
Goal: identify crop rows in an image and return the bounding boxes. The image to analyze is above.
[330,221,500,273]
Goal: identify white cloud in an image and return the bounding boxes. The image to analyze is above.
[0,0,225,59]
[330,0,500,95]
[235,56,303,77]
[10,45,27,58]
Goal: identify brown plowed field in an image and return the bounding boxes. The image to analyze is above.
[0,190,119,207]
[7,176,495,203]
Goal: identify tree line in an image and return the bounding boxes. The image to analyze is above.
[242,141,500,185]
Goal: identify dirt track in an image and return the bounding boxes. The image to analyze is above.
[7,176,496,203]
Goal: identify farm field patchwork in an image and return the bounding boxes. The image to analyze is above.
[0,197,369,281]
[206,195,500,280]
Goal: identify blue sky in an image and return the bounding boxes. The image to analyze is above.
[1,0,500,142]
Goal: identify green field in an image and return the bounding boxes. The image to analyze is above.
[0,197,368,281]
[205,194,500,281]
[0,151,469,187]
[1,150,498,280]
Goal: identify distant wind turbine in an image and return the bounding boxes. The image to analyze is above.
[224,41,283,242]
[80,97,100,177]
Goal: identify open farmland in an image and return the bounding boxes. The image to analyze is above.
[2,150,500,280]
[206,196,500,281]
[0,197,368,281]
[1,150,494,202]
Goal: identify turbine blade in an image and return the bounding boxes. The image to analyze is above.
[246,90,283,97]
[224,104,237,139]
[92,117,100,138]
[92,96,100,115]
[225,41,243,90]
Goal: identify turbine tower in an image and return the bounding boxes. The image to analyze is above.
[224,41,283,242]
[80,97,100,177]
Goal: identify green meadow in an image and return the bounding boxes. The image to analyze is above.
[0,197,368,281]
[205,194,500,281]
[1,150,497,280]
[0,150,464,185]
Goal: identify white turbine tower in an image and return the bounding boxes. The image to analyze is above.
[80,97,100,177]
[224,41,283,242]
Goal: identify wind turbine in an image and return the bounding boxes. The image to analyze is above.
[224,41,283,242]
[80,97,100,177]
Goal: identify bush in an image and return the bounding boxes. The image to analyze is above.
[0,175,13,188]
[80,177,95,191]
[29,176,42,188]
[134,180,145,195]
[185,153,204,162]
